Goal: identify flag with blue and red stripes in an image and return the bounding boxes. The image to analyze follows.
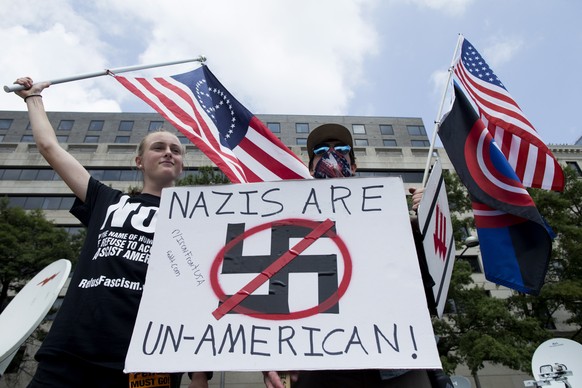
[115,65,312,183]
[453,36,564,192]
[439,84,552,295]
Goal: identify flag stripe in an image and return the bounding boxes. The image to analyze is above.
[456,66,537,136]
[452,37,564,191]
[144,77,245,169]
[115,66,312,183]
[128,76,249,182]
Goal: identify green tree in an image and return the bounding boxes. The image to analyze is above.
[176,166,230,186]
[0,198,77,310]
[508,167,582,339]
[434,260,549,387]
[434,170,551,387]
[442,169,473,248]
[127,166,230,196]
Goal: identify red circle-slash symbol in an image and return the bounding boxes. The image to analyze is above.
[210,218,352,320]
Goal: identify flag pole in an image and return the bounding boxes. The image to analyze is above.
[421,34,463,187]
[3,56,207,93]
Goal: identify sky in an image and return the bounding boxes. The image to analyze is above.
[0,0,580,145]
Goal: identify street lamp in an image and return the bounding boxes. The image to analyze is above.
[459,235,479,256]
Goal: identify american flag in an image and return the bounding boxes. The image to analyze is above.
[453,37,564,192]
[115,66,312,183]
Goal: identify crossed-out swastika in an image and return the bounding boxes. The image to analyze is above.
[209,218,352,320]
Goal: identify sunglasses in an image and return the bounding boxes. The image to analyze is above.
[313,144,352,156]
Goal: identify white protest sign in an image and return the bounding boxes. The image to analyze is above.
[416,160,456,318]
[125,177,440,373]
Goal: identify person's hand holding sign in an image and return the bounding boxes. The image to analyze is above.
[263,371,298,388]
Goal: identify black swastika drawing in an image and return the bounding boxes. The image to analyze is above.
[219,222,340,315]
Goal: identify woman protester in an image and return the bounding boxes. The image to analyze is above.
[14,77,210,388]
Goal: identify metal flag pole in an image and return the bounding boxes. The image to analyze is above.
[3,56,207,93]
[421,34,464,187]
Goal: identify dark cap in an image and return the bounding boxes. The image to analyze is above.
[307,123,354,159]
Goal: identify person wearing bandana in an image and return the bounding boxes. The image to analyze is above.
[306,123,358,179]
[263,124,452,388]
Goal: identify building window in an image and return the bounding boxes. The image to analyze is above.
[2,169,21,180]
[149,121,164,131]
[354,139,368,146]
[21,135,34,142]
[6,196,76,210]
[88,120,104,131]
[407,125,426,136]
[267,122,281,133]
[380,124,394,135]
[57,135,69,143]
[352,124,366,134]
[296,138,307,145]
[177,136,190,144]
[103,170,122,180]
[7,197,25,208]
[24,197,44,209]
[120,170,140,181]
[566,161,582,176]
[383,139,397,147]
[459,255,482,273]
[84,135,100,143]
[119,120,134,131]
[115,136,130,144]
[0,135,4,142]
[353,170,424,183]
[19,169,39,180]
[38,170,58,180]
[0,168,59,181]
[295,123,309,133]
[57,120,74,131]
[42,197,65,210]
[0,119,13,129]
[26,122,33,130]
[411,140,430,147]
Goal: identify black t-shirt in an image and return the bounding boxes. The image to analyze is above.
[37,177,160,369]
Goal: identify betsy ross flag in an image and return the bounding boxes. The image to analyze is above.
[453,37,564,192]
[439,84,552,295]
[115,65,312,183]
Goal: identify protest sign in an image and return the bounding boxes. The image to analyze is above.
[125,177,440,372]
[417,160,456,317]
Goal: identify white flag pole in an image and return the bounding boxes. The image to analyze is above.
[3,56,207,93]
[421,34,464,187]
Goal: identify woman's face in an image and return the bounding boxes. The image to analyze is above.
[136,132,184,186]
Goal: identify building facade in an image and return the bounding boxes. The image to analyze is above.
[0,111,438,229]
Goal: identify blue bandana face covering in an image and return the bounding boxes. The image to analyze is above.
[313,150,354,179]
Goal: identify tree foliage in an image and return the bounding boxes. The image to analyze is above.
[434,260,549,378]
[177,166,231,186]
[442,170,474,249]
[433,169,555,381]
[508,167,582,339]
[128,166,230,195]
[0,198,77,310]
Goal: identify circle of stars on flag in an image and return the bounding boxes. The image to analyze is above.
[194,79,238,143]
